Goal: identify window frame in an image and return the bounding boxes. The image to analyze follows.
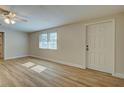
[39,32,48,49]
[39,31,58,50]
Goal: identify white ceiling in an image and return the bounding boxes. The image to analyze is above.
[1,5,124,32]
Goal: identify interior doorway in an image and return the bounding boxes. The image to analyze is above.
[0,32,4,61]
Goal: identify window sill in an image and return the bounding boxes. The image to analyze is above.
[39,48,58,50]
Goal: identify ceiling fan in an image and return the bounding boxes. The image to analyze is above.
[0,6,28,24]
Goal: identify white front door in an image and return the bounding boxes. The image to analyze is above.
[86,20,115,73]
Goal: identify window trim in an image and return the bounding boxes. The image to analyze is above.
[39,31,58,50]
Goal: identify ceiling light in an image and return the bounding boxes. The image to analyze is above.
[4,18,10,24]
[4,18,16,24]
[11,20,16,24]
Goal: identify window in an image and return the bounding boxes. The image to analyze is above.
[39,32,48,49]
[39,32,57,49]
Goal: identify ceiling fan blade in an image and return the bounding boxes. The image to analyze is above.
[0,8,9,15]
[9,5,29,18]
[14,16,28,22]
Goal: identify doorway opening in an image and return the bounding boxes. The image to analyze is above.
[0,32,4,62]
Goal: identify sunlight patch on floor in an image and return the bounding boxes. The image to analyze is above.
[21,62,35,68]
[21,62,47,73]
[30,65,47,73]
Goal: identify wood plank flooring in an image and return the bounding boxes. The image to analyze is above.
[0,57,124,87]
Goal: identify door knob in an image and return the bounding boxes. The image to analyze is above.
[86,45,89,51]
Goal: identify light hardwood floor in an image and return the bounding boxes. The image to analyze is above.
[0,57,124,87]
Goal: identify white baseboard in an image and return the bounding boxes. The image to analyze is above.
[51,59,84,69]
[5,55,29,60]
[112,73,124,79]
[29,55,85,69]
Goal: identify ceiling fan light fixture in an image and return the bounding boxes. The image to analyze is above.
[4,18,10,24]
[0,7,28,25]
[9,12,16,17]
[4,17,16,24]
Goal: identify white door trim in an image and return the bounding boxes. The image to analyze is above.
[84,19,115,74]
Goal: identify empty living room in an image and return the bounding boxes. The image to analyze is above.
[1,1,124,92]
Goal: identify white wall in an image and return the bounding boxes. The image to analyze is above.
[29,23,86,68]
[28,12,124,78]
[0,27,28,60]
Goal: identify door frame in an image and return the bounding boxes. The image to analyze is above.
[84,19,115,74]
[0,32,5,60]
